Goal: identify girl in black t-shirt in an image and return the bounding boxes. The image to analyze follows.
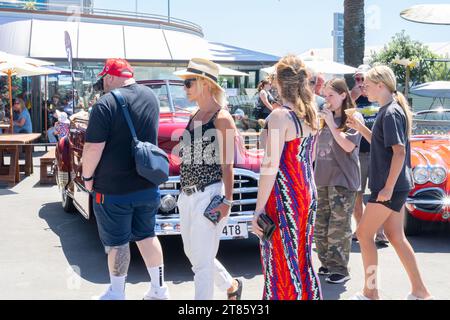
[255,79,275,120]
[347,65,433,301]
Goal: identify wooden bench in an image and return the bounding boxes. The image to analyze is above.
[40,147,56,185]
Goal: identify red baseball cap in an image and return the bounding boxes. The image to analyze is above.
[98,58,134,78]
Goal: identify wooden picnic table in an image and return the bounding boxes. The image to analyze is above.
[0,133,41,184]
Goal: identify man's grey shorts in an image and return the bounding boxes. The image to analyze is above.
[93,198,159,247]
[359,152,370,193]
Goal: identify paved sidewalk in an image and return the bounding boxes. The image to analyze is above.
[0,151,449,300]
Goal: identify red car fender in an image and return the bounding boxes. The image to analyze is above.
[56,136,71,172]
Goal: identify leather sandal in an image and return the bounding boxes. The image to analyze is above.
[227,279,243,300]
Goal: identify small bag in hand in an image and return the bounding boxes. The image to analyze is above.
[257,213,276,241]
[203,195,224,225]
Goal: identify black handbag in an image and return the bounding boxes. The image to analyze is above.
[111,89,169,186]
[257,213,276,241]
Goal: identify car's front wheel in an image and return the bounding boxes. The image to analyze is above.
[61,188,76,213]
[404,209,422,236]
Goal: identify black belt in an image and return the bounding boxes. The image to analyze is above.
[181,180,221,196]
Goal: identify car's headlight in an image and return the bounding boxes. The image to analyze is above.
[160,195,177,212]
[413,167,429,184]
[430,167,447,185]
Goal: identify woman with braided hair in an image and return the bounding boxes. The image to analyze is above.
[252,55,322,300]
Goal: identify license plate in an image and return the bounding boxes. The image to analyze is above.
[221,222,248,240]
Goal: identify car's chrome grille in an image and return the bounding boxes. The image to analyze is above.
[231,175,258,216]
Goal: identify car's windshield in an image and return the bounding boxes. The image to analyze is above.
[146,83,197,113]
[413,110,450,135]
[414,110,450,121]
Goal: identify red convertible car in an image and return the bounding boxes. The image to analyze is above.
[405,108,450,235]
[55,80,263,240]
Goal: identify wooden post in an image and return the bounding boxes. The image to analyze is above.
[405,66,411,99]
[8,70,13,133]
[44,76,48,138]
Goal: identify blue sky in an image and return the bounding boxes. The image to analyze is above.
[94,0,450,57]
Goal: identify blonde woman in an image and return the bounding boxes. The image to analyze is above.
[13,98,32,133]
[252,55,322,300]
[347,65,433,300]
[175,58,242,300]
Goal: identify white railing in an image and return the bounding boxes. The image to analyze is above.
[0,1,203,36]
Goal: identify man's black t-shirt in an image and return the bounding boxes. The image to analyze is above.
[86,83,160,195]
[356,95,378,153]
[369,101,414,192]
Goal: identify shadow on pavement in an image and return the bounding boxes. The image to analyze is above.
[0,188,17,195]
[318,278,348,300]
[407,226,450,253]
[38,202,263,285]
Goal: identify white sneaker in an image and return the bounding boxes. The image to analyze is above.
[406,293,435,300]
[143,285,170,300]
[93,286,125,300]
[349,292,373,300]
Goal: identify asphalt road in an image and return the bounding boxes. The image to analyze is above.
[1,150,449,300]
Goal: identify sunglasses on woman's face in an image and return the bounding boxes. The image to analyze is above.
[184,78,197,89]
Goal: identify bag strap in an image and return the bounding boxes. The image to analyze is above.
[111,89,138,143]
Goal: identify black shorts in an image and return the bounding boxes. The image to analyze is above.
[368,191,410,213]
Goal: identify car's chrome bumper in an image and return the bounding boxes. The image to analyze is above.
[407,188,450,219]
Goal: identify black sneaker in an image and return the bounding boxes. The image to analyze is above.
[317,267,330,276]
[326,273,351,284]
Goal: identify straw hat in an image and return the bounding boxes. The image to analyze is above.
[174,58,224,92]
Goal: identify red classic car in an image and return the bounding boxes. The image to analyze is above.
[55,80,263,240]
[405,109,450,235]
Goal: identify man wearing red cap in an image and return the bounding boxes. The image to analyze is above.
[82,58,169,300]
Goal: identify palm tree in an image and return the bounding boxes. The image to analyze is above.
[344,0,365,83]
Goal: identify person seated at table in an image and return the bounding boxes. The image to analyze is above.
[13,98,32,134]
[47,110,70,143]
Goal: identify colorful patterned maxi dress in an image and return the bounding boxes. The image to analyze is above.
[260,107,322,300]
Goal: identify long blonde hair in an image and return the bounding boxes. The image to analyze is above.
[365,65,413,136]
[276,55,318,130]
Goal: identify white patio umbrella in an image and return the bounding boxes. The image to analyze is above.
[0,52,58,132]
[261,56,357,75]
[411,81,450,109]
[401,4,450,25]
[411,81,450,99]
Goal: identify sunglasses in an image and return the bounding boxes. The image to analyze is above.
[183,78,197,89]
[354,76,364,82]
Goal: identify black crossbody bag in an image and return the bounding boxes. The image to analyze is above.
[111,89,169,186]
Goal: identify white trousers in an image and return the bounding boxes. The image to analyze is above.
[178,182,234,300]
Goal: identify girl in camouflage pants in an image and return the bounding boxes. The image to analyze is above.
[314,79,363,284]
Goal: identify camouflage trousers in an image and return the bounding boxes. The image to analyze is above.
[314,186,357,276]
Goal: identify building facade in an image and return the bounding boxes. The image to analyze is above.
[0,1,278,134]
